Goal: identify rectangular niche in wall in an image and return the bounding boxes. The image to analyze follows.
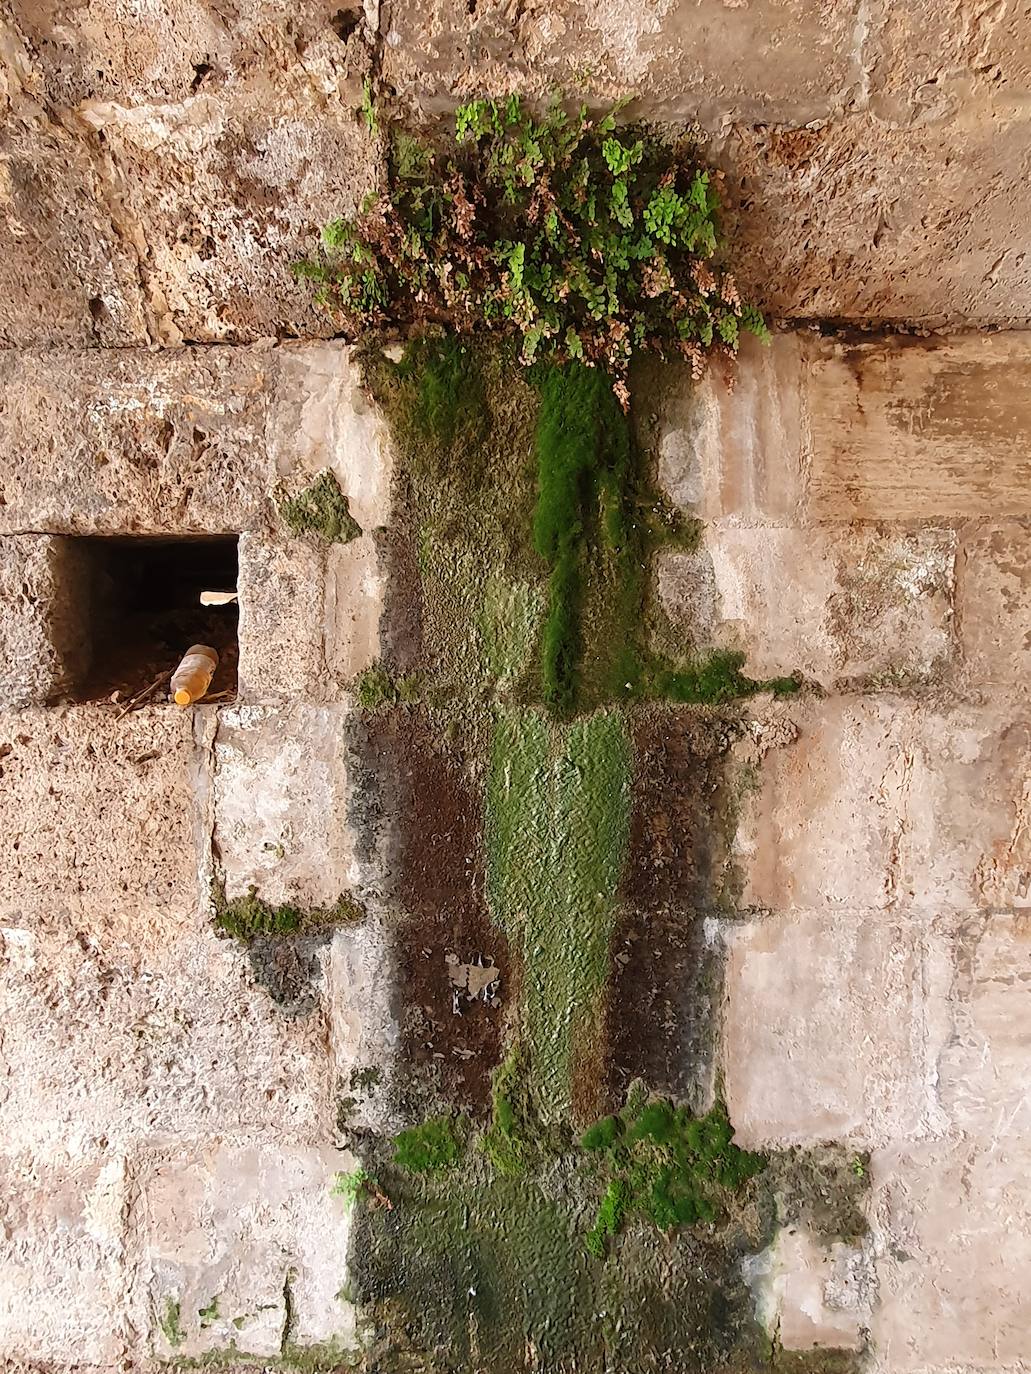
[68,534,240,703]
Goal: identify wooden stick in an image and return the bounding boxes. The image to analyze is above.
[115,672,168,720]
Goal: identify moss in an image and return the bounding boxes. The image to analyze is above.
[279,471,361,544]
[486,708,631,1125]
[351,662,423,708]
[160,1297,186,1350]
[211,879,365,940]
[392,1115,465,1172]
[581,1096,765,1255]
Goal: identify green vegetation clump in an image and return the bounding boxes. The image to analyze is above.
[331,1166,371,1205]
[393,1115,464,1172]
[279,471,362,544]
[351,662,423,708]
[211,880,365,940]
[581,1097,765,1255]
[159,1297,185,1349]
[298,96,767,397]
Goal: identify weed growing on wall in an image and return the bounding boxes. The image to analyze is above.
[297,96,767,401]
[211,879,365,939]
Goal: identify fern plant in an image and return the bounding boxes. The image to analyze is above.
[295,95,767,404]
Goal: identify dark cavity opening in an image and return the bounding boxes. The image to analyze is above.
[69,534,239,704]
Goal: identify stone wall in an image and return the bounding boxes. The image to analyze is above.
[0,329,1027,1370]
[2,0,1031,350]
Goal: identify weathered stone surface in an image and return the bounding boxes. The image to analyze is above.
[236,531,332,703]
[736,696,1031,914]
[871,1135,1031,1371]
[0,915,331,1154]
[646,334,807,524]
[654,333,1031,524]
[0,1151,128,1365]
[0,347,274,535]
[956,520,1031,686]
[935,912,1031,1138]
[723,910,946,1147]
[0,705,202,926]
[0,108,148,348]
[7,0,371,108]
[134,1143,355,1359]
[655,526,956,688]
[212,704,353,905]
[0,536,94,707]
[328,915,404,1136]
[80,98,376,347]
[807,334,1031,520]
[271,344,393,532]
[744,1228,872,1353]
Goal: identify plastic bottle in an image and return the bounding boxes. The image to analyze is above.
[171,644,219,706]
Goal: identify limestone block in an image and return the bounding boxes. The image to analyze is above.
[0,536,94,707]
[723,910,945,1147]
[648,334,807,523]
[956,520,1031,686]
[271,344,393,532]
[212,704,354,905]
[936,913,1031,1138]
[655,526,956,688]
[236,531,329,704]
[0,705,202,926]
[0,346,274,535]
[0,917,332,1155]
[871,1135,1031,1371]
[328,915,404,1136]
[135,1143,355,1359]
[0,1151,128,1365]
[79,98,378,345]
[0,110,148,348]
[6,0,368,109]
[737,696,1031,913]
[744,1228,871,1354]
[807,334,1031,519]
[379,0,867,125]
[237,530,386,703]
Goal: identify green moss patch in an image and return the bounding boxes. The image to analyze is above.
[211,880,365,940]
[581,1097,765,1256]
[486,708,631,1125]
[279,471,362,544]
[393,1116,465,1173]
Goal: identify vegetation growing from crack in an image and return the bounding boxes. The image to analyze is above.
[159,1297,185,1349]
[211,879,365,939]
[297,96,767,400]
[279,471,362,544]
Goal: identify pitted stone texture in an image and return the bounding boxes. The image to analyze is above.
[736,696,1031,914]
[807,334,1031,519]
[0,536,94,707]
[135,1143,355,1359]
[271,344,393,532]
[0,706,201,926]
[0,1151,128,1366]
[871,1135,1031,1372]
[723,910,947,1148]
[956,520,1031,686]
[0,347,274,535]
[655,526,956,688]
[79,99,377,347]
[0,110,148,349]
[0,917,331,1155]
[212,704,353,905]
[7,0,370,108]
